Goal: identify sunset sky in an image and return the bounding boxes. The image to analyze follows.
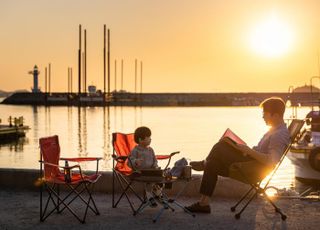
[1,0,320,93]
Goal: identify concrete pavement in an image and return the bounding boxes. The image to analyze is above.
[0,188,320,230]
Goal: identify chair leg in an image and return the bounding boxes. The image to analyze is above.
[43,184,83,223]
[41,184,57,222]
[231,186,254,212]
[113,173,144,214]
[40,182,100,224]
[61,183,100,223]
[134,199,149,216]
[59,183,99,216]
[40,181,43,222]
[167,198,195,217]
[112,170,115,208]
[57,184,60,213]
[262,191,287,220]
[114,175,137,213]
[152,200,171,223]
[233,187,287,221]
[83,183,100,215]
[235,190,257,219]
[153,197,176,223]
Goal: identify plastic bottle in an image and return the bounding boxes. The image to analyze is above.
[64,161,71,183]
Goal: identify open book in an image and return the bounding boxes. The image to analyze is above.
[221,128,247,145]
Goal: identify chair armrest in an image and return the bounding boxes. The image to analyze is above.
[112,154,128,162]
[170,151,180,157]
[60,157,102,174]
[156,155,170,160]
[39,160,80,170]
[160,151,180,170]
[156,151,180,160]
[39,160,88,182]
[60,157,102,162]
[39,160,60,168]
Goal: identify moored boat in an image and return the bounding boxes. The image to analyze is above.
[287,145,320,184]
[287,110,320,184]
[0,116,29,143]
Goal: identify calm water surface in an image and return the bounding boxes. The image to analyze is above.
[0,101,309,190]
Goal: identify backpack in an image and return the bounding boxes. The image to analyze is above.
[170,157,188,178]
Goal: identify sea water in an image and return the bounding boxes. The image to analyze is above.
[0,101,310,190]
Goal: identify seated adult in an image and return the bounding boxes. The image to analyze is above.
[185,97,290,213]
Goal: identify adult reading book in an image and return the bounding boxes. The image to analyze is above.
[186,97,290,214]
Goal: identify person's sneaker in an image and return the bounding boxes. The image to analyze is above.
[190,160,205,171]
[185,202,211,213]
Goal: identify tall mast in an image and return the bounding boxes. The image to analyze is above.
[140,61,143,94]
[121,59,123,91]
[107,29,110,96]
[114,60,117,92]
[78,24,82,95]
[84,29,87,93]
[48,63,51,94]
[103,25,106,97]
[135,59,137,94]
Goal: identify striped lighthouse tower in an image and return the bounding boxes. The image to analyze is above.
[28,65,40,93]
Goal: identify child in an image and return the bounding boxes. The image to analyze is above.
[129,126,158,170]
[128,126,162,203]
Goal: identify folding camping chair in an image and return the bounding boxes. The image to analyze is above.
[111,132,178,214]
[39,135,102,223]
[229,119,305,220]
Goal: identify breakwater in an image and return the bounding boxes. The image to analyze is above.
[1,92,316,106]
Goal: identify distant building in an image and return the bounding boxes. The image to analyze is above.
[293,84,320,93]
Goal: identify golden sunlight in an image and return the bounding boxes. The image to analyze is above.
[249,13,294,58]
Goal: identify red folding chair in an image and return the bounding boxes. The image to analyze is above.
[39,135,102,223]
[112,132,178,214]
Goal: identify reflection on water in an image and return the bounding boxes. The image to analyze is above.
[0,105,310,190]
[0,137,29,152]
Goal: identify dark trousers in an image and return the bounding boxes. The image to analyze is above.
[200,140,255,196]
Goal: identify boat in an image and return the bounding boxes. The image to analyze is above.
[288,145,320,184]
[0,116,29,143]
[287,82,320,185]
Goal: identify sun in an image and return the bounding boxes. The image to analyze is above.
[249,14,294,58]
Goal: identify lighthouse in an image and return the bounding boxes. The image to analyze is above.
[28,65,40,93]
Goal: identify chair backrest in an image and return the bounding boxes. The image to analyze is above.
[287,119,305,142]
[263,119,305,186]
[112,133,137,175]
[39,135,61,179]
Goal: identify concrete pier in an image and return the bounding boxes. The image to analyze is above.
[0,168,251,198]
